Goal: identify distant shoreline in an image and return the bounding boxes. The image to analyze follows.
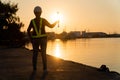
[46,31,120,40]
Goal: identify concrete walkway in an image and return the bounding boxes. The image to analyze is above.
[0,48,120,80]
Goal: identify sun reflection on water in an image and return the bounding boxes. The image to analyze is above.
[54,39,61,58]
[26,38,120,73]
[54,44,61,57]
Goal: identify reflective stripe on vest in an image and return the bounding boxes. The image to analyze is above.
[31,18,47,38]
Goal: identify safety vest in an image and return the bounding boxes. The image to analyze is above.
[31,18,47,38]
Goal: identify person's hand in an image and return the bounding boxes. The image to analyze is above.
[56,20,59,27]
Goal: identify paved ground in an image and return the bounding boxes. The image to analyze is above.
[0,47,120,80]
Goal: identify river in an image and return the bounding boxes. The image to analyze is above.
[25,38,120,73]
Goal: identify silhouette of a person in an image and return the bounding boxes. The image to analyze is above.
[27,6,58,72]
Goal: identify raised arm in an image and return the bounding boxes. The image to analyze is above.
[43,18,58,28]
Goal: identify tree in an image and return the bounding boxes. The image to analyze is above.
[0,0,25,47]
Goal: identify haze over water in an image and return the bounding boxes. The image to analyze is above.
[26,38,120,73]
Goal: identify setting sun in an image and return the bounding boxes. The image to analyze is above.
[48,12,66,34]
[50,12,64,26]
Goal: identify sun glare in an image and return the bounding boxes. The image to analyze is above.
[50,12,64,24]
[49,12,65,34]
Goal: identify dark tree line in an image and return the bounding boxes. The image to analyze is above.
[0,0,26,47]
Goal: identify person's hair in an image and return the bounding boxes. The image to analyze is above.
[34,6,42,13]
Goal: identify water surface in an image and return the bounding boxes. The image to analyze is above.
[26,38,120,73]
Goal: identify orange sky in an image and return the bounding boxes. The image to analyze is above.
[2,0,120,34]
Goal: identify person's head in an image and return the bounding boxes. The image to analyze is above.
[34,6,42,18]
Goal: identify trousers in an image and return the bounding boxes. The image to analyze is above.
[31,37,47,70]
